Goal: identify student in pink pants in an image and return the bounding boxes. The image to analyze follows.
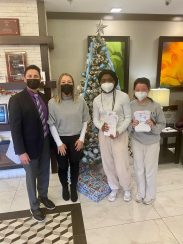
[93,69,132,202]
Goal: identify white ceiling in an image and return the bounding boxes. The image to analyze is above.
[44,0,183,15]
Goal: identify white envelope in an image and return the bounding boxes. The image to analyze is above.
[6,140,21,164]
[104,111,118,137]
[135,122,151,132]
[134,110,151,132]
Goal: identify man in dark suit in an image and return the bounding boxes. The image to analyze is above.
[8,64,55,222]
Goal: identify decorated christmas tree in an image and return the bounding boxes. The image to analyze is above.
[80,21,116,165]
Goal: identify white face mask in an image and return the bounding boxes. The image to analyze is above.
[135,91,148,101]
[101,83,114,93]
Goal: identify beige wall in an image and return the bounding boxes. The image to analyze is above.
[47,19,183,117]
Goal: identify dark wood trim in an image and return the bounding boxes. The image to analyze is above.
[50,148,58,173]
[47,12,183,21]
[44,80,56,88]
[160,130,182,164]
[0,81,56,90]
[37,0,51,81]
[0,124,10,132]
[37,1,47,36]
[40,46,51,81]
[37,0,57,173]
[159,36,183,41]
[163,105,178,112]
[0,36,54,49]
[0,82,26,90]
[0,164,23,170]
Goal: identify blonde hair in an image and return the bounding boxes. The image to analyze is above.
[54,73,79,103]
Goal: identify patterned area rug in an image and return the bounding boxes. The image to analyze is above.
[0,203,86,244]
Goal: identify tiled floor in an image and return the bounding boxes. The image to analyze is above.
[1,163,183,243]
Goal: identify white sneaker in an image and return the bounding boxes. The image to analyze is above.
[135,194,143,203]
[123,191,132,202]
[108,190,118,202]
[143,197,154,205]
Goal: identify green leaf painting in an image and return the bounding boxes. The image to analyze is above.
[106,41,125,90]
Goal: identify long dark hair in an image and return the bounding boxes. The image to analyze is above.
[133,77,153,102]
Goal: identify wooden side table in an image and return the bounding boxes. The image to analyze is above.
[159,130,182,164]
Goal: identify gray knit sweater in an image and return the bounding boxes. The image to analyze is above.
[129,99,166,144]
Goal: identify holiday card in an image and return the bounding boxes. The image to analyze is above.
[104,111,118,137]
[134,110,151,132]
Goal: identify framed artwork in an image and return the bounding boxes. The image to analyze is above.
[5,51,26,82]
[0,18,20,36]
[88,36,130,93]
[0,104,8,124]
[156,36,183,90]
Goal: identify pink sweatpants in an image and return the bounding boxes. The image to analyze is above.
[132,139,160,200]
[99,131,131,191]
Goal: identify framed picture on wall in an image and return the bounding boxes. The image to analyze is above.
[88,36,130,93]
[156,36,183,90]
[0,104,8,124]
[5,51,26,82]
[0,18,20,36]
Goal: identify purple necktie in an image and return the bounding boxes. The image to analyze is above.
[34,94,48,138]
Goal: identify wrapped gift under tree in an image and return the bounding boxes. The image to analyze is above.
[78,168,111,202]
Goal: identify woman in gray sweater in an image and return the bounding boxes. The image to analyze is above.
[48,73,90,202]
[129,77,166,205]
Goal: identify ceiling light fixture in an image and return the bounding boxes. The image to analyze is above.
[110,8,122,13]
[172,16,183,21]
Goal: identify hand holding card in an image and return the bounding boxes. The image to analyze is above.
[104,112,118,137]
[134,110,151,132]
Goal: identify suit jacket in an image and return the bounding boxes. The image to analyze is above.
[8,88,49,159]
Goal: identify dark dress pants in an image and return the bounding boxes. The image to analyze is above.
[23,136,50,210]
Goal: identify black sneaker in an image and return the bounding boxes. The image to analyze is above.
[62,186,70,201]
[30,208,46,222]
[70,186,78,202]
[39,197,56,210]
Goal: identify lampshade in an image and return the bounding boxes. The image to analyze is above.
[148,88,170,107]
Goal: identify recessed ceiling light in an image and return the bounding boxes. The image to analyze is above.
[172,16,183,21]
[110,8,122,13]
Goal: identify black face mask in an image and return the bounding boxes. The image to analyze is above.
[61,84,73,95]
[27,79,40,90]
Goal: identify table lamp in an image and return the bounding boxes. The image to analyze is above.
[148,88,170,107]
